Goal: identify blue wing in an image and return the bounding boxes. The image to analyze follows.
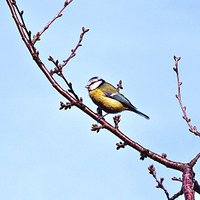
[105,92,136,110]
[104,91,150,119]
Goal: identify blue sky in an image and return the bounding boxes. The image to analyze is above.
[1,1,200,200]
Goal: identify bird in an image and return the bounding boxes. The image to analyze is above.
[86,76,150,119]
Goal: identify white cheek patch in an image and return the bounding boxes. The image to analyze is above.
[89,80,102,91]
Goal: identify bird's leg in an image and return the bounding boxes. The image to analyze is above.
[96,107,108,121]
[97,107,103,117]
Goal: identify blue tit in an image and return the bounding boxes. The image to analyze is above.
[86,77,150,119]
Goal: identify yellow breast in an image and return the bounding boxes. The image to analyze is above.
[89,88,126,113]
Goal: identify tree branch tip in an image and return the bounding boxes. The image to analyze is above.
[113,115,121,129]
[82,27,90,33]
[188,153,200,168]
[113,114,121,119]
[156,177,164,188]
[68,82,72,87]
[56,60,60,66]
[48,55,53,61]
[28,30,32,37]
[91,124,103,133]
[64,0,73,6]
[161,153,167,158]
[172,177,182,182]
[11,0,16,4]
[64,1,68,6]
[117,80,123,90]
[116,141,127,150]
[148,164,156,175]
[173,55,181,61]
[59,101,74,110]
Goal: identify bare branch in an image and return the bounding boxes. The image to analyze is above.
[91,124,104,133]
[148,165,171,200]
[189,153,200,168]
[173,56,200,137]
[116,141,127,150]
[113,115,121,129]
[49,27,89,76]
[61,27,89,69]
[6,3,200,200]
[148,165,185,200]
[117,80,123,90]
[32,0,74,44]
[182,165,195,200]
[170,190,184,200]
[6,0,195,172]
[59,101,74,110]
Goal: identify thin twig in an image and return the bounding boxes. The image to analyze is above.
[32,0,74,44]
[173,56,200,137]
[148,165,184,200]
[49,27,89,76]
[170,190,183,200]
[148,165,171,199]
[189,153,200,168]
[113,115,121,129]
[61,27,89,69]
[116,141,127,150]
[117,80,123,90]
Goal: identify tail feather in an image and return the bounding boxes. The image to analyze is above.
[134,109,150,120]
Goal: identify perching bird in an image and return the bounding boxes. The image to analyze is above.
[86,77,150,119]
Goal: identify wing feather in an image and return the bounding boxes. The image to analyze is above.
[106,92,136,110]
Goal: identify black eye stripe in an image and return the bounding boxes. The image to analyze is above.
[89,80,97,85]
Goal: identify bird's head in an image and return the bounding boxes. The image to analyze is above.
[85,76,105,91]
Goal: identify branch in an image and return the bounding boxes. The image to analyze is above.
[182,165,195,200]
[49,27,89,75]
[32,0,74,44]
[189,153,200,168]
[149,160,200,200]
[148,165,171,200]
[6,4,200,199]
[148,165,185,200]
[61,27,89,69]
[6,0,188,174]
[173,56,200,137]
